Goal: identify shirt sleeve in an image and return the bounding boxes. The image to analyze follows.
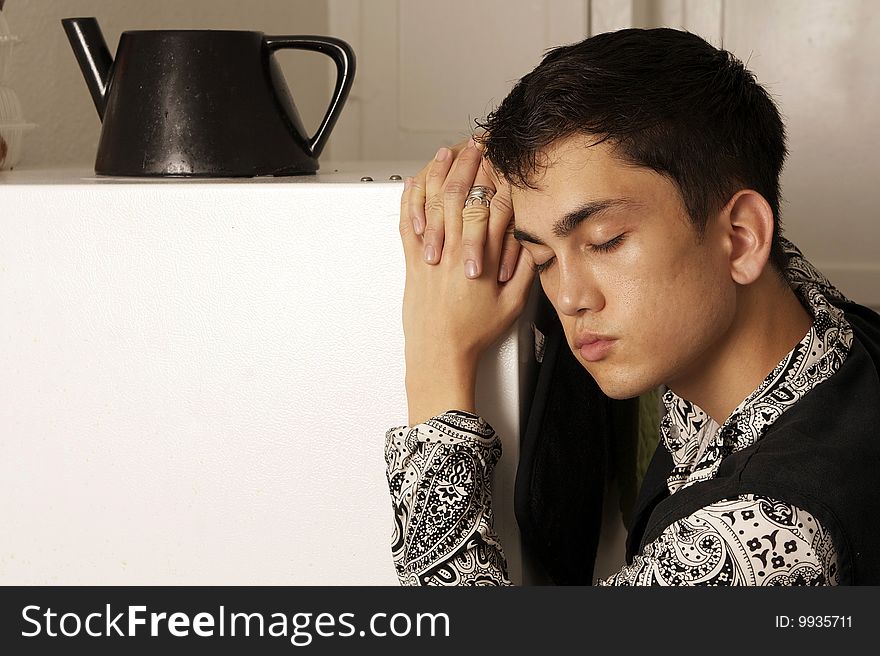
[384,410,512,586]
[597,494,840,585]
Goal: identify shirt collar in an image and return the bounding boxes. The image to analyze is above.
[660,239,854,493]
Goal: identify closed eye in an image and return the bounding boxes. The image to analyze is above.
[533,234,625,275]
[533,257,556,275]
[591,234,626,253]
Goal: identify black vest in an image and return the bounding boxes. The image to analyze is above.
[626,300,880,584]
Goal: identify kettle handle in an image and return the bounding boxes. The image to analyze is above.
[264,35,356,160]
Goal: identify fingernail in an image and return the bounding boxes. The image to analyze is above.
[413,217,423,235]
[403,176,412,189]
[467,138,477,150]
[435,147,450,162]
[424,244,436,263]
[473,137,484,151]
[498,264,510,282]
[465,260,478,279]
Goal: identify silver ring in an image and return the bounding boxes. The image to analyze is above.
[464,185,495,208]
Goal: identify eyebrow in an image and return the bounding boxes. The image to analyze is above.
[513,198,638,245]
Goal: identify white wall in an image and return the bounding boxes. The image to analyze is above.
[595,0,880,306]
[721,0,880,307]
[324,0,591,161]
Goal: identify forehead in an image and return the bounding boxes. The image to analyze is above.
[510,136,683,231]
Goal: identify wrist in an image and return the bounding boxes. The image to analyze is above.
[405,358,478,426]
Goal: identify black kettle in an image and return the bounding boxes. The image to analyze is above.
[62,17,355,177]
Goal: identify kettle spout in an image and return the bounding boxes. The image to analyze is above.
[61,18,113,120]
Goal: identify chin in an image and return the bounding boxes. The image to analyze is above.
[585,366,658,400]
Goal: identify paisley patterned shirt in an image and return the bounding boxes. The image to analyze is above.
[385,239,852,586]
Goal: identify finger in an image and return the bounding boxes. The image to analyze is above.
[493,178,522,282]
[399,177,421,262]
[410,141,470,237]
[497,224,522,283]
[500,247,536,316]
[479,154,505,191]
[460,165,496,279]
[441,138,484,256]
[478,158,521,282]
[408,164,429,236]
[480,183,517,282]
[422,146,454,264]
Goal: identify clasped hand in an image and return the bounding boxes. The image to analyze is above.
[399,137,535,425]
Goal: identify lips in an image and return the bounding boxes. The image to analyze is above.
[574,332,616,362]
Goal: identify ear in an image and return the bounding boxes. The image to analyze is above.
[721,190,774,285]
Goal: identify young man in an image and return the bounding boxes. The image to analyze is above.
[386,29,880,585]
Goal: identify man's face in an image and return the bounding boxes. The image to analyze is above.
[511,136,737,400]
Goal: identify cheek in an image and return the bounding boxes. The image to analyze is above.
[538,275,560,312]
[624,250,736,364]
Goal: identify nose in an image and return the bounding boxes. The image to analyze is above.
[554,260,604,316]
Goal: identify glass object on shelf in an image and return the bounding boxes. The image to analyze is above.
[0,8,34,170]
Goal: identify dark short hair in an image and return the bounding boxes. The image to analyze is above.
[478,28,789,272]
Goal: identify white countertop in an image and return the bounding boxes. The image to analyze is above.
[0,168,539,584]
[0,162,426,185]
